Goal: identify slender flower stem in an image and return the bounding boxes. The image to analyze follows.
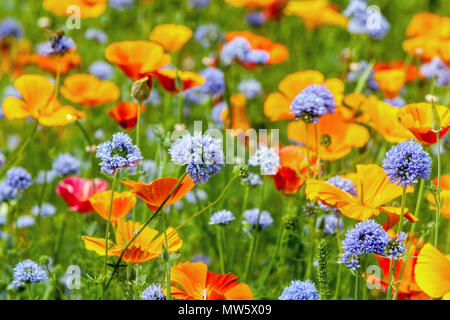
[314,123,320,178]
[160,209,171,300]
[257,222,284,287]
[102,174,117,299]
[434,132,441,248]
[27,284,33,300]
[362,254,369,300]
[217,226,226,273]
[55,56,61,100]
[305,122,311,177]
[136,103,142,150]
[231,185,249,260]
[354,271,359,300]
[397,187,408,234]
[334,215,342,300]
[104,172,188,292]
[0,120,38,179]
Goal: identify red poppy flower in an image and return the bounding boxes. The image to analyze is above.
[108,101,146,130]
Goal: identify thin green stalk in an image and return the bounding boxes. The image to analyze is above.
[27,284,33,300]
[434,132,441,247]
[102,174,118,299]
[305,122,311,177]
[362,254,369,300]
[314,123,320,178]
[354,271,359,301]
[397,187,408,234]
[217,226,226,273]
[160,209,171,300]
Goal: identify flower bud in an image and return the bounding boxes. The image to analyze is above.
[131,77,151,104]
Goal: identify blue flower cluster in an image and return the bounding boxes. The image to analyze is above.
[0,18,23,40]
[290,84,336,123]
[96,132,143,176]
[15,215,35,228]
[279,280,320,300]
[248,146,280,175]
[384,232,407,259]
[322,213,344,235]
[220,37,269,66]
[242,173,263,186]
[246,12,266,27]
[182,87,209,107]
[243,208,273,231]
[142,284,166,300]
[199,67,225,96]
[31,203,56,218]
[238,79,262,99]
[52,153,80,177]
[169,132,224,184]
[382,139,432,188]
[343,0,390,39]
[39,35,76,56]
[85,28,108,43]
[89,61,113,80]
[0,167,32,202]
[188,0,210,10]
[109,0,134,11]
[209,210,235,225]
[420,57,450,87]
[11,259,48,288]
[194,23,223,48]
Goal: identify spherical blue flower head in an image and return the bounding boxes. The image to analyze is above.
[382,139,432,188]
[0,18,23,40]
[343,0,367,18]
[420,57,450,87]
[109,0,134,10]
[323,213,344,235]
[96,132,143,176]
[220,37,252,66]
[5,167,32,190]
[39,35,76,56]
[194,24,223,48]
[246,12,266,27]
[245,49,269,64]
[85,28,108,43]
[15,215,35,228]
[31,203,56,218]
[384,96,406,108]
[243,208,273,230]
[384,232,407,259]
[35,170,57,185]
[344,0,389,39]
[279,280,320,300]
[242,173,262,186]
[0,180,18,201]
[11,259,48,288]
[52,153,80,177]
[339,220,389,269]
[199,67,225,96]
[238,79,262,99]
[142,284,166,300]
[169,132,225,184]
[192,253,211,265]
[367,14,390,40]
[248,146,280,175]
[89,61,113,80]
[290,84,336,123]
[209,209,235,225]
[188,0,210,9]
[326,176,358,196]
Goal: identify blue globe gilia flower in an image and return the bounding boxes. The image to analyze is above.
[11,259,48,288]
[290,84,336,123]
[279,280,320,300]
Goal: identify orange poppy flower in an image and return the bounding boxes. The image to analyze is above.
[263,0,289,20]
[82,219,182,264]
[27,51,81,75]
[373,61,421,83]
[105,41,171,81]
[225,0,274,7]
[0,40,32,77]
[121,175,195,212]
[2,74,84,126]
[374,69,406,99]
[225,31,289,66]
[415,243,450,299]
[287,109,369,161]
[43,0,107,19]
[433,175,450,190]
[427,190,450,220]
[60,74,120,107]
[406,12,450,38]
[108,101,146,130]
[363,96,413,143]
[264,70,344,121]
[154,69,205,94]
[220,93,252,133]
[273,145,319,195]
[88,191,136,223]
[341,93,370,123]
[398,103,450,145]
[305,164,417,223]
[149,24,193,52]
[168,261,253,300]
[372,235,428,300]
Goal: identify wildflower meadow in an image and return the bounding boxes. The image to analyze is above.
[0,0,450,305]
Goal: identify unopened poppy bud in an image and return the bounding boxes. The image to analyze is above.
[131,77,150,104]
[430,100,442,132]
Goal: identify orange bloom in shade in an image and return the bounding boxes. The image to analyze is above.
[43,0,107,18]
[433,175,450,190]
[373,61,421,83]
[374,69,406,99]
[225,0,274,7]
[221,93,252,133]
[0,40,32,77]
[108,101,146,130]
[273,145,319,195]
[60,74,120,107]
[372,235,428,300]
[27,51,81,75]
[264,70,344,121]
[168,261,253,300]
[363,96,413,143]
[121,175,195,212]
[427,190,450,220]
[149,24,193,52]
[287,110,368,161]
[154,69,205,94]
[88,191,136,223]
[305,164,417,223]
[284,0,348,30]
[82,219,182,264]
[2,74,84,126]
[398,103,450,146]
[341,93,370,123]
[105,41,171,81]
[415,243,450,300]
[225,31,289,66]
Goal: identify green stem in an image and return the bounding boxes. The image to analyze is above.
[362,255,369,300]
[305,122,311,177]
[27,284,33,300]
[217,226,226,273]
[434,132,441,248]
[354,271,359,301]
[160,209,171,300]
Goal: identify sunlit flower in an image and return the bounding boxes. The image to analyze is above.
[11,260,48,288]
[89,190,136,223]
[154,69,205,94]
[243,208,273,230]
[279,280,320,300]
[290,84,336,123]
[27,51,81,75]
[168,261,253,300]
[82,219,182,264]
[374,69,406,100]
[43,0,107,18]
[108,102,146,130]
[149,24,193,52]
[2,74,84,126]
